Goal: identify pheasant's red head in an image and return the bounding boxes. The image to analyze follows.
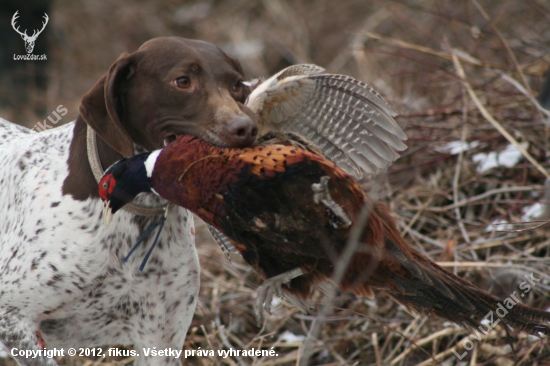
[98,173,116,201]
[97,153,155,226]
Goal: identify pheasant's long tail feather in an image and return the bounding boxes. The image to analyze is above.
[371,239,550,335]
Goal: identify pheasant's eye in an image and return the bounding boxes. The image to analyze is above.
[102,181,108,190]
[175,77,191,89]
[232,80,243,93]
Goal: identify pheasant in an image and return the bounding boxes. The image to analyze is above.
[243,64,407,179]
[99,132,550,334]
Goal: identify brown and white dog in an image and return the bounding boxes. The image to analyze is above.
[0,37,257,366]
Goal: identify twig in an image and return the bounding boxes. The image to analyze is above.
[362,31,508,69]
[471,0,533,97]
[465,234,541,251]
[380,317,436,364]
[450,50,550,179]
[390,327,459,365]
[415,335,483,366]
[372,332,382,366]
[499,73,550,119]
[401,196,433,238]
[453,84,471,244]
[517,343,542,365]
[436,261,519,268]
[300,199,375,365]
[401,225,445,249]
[405,186,543,212]
[215,310,246,366]
[200,324,221,366]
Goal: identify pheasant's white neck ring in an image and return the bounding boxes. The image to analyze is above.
[86,125,167,217]
[144,149,162,178]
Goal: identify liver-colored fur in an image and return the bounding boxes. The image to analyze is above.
[0,36,256,366]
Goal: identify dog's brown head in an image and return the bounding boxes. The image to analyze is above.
[80,37,258,158]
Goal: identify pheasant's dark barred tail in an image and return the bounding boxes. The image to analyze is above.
[373,239,550,335]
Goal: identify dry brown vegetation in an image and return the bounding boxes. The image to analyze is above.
[2,0,550,365]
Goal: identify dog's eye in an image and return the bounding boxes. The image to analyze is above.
[232,80,243,93]
[175,77,191,89]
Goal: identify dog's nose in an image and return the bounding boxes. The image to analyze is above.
[227,116,258,147]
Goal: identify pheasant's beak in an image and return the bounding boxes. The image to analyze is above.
[103,201,114,227]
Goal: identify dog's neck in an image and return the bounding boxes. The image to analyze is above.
[62,117,125,200]
[62,118,169,217]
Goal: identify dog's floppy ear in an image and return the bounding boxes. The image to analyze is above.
[79,53,139,158]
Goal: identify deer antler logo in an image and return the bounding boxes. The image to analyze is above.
[11,11,49,54]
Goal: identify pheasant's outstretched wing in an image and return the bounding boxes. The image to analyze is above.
[246,64,407,178]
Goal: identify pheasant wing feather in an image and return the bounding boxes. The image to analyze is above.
[207,224,238,261]
[275,64,326,78]
[246,65,407,178]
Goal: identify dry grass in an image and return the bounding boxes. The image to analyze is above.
[2,0,550,365]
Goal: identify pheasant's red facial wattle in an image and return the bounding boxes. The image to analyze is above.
[98,173,116,201]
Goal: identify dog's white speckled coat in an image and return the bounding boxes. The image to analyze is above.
[0,118,199,366]
[0,35,257,366]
